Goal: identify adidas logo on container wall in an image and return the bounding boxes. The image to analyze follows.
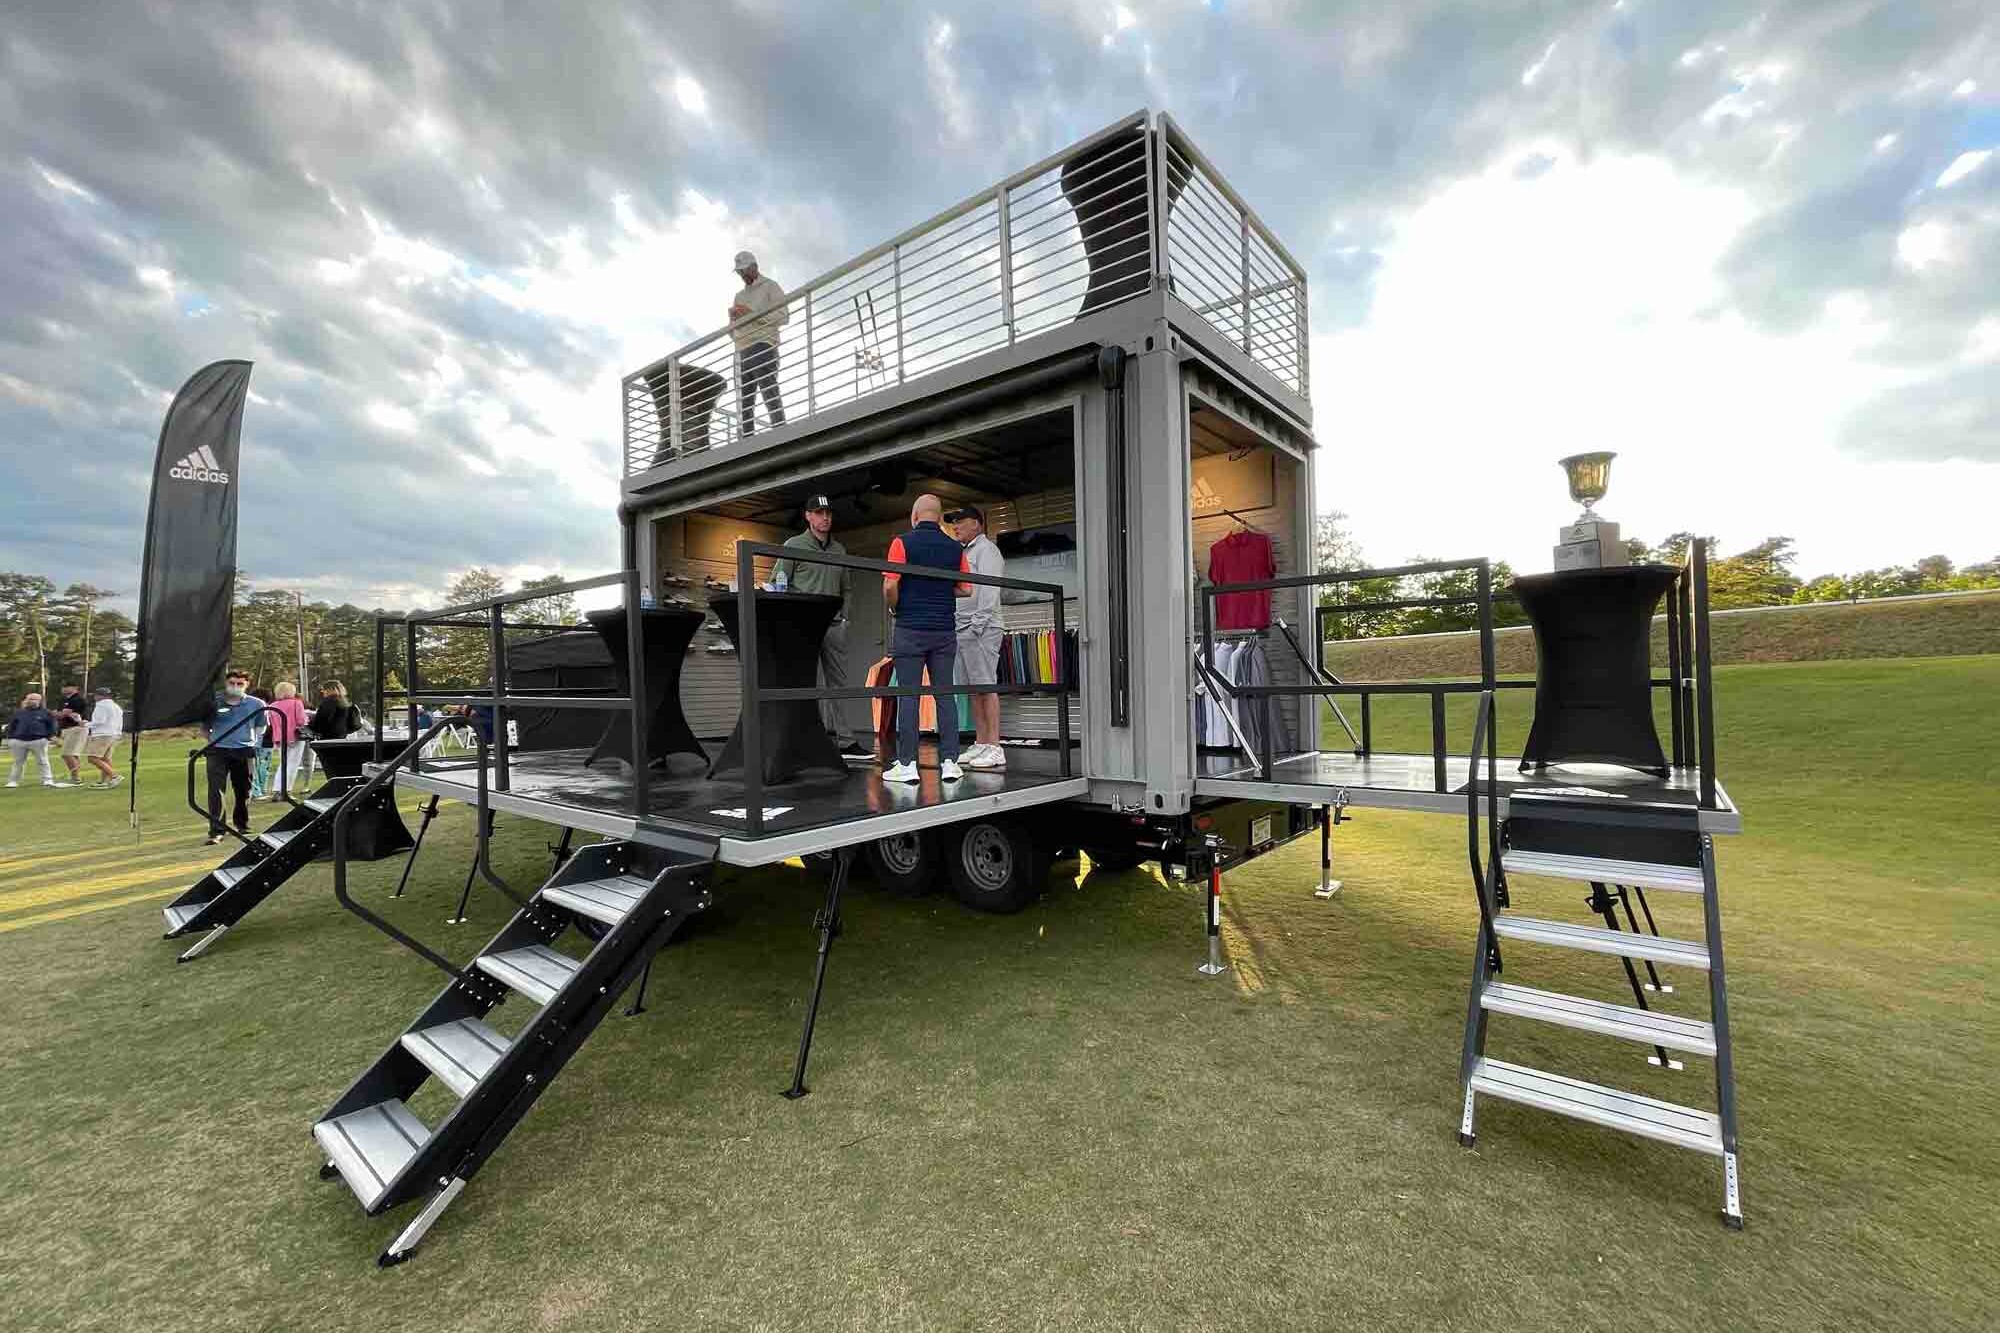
[168,445,230,484]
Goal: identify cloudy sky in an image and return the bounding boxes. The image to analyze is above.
[1,0,1995,610]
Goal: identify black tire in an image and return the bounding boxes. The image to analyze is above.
[864,830,942,898]
[945,819,1049,914]
[1081,843,1146,873]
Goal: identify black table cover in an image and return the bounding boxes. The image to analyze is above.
[583,606,707,769]
[1513,565,1678,776]
[705,591,847,784]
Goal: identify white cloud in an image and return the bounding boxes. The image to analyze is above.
[1521,41,1557,87]
[1895,221,1950,270]
[1934,150,1991,189]
[1310,143,1979,576]
[31,159,95,200]
[673,75,707,116]
[1874,133,1898,153]
[1952,78,1977,98]
[366,401,417,433]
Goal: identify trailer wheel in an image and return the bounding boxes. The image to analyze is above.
[946,819,1048,914]
[864,831,940,898]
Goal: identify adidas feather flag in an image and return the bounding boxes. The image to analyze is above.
[132,360,252,738]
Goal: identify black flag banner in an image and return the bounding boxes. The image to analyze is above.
[129,360,252,815]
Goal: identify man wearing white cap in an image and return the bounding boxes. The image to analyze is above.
[728,250,789,435]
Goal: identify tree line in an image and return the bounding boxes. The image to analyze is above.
[0,567,580,718]
[1312,513,2000,639]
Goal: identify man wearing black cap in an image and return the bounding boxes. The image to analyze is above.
[772,495,874,758]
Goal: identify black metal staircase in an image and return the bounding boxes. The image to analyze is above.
[309,722,719,1265]
[160,777,384,962]
[1456,699,1743,1227]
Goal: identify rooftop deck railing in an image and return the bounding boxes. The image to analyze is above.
[622,110,1308,476]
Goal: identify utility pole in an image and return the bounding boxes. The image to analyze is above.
[80,590,96,695]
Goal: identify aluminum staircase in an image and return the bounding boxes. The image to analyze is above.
[160,777,374,962]
[312,833,717,1266]
[1457,789,1743,1227]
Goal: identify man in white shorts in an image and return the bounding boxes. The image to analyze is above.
[949,505,1006,769]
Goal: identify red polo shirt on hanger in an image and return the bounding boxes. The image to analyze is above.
[1208,528,1275,630]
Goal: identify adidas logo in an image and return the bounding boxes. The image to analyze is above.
[168,445,230,485]
[1191,474,1222,511]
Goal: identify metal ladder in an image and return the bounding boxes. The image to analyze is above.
[160,777,374,962]
[312,832,718,1266]
[1455,699,1743,1228]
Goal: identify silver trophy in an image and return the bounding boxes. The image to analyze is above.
[1553,451,1627,570]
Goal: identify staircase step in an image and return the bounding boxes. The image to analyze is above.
[304,796,340,813]
[1493,915,1710,969]
[1501,850,1706,894]
[475,945,582,1006]
[540,874,653,927]
[1480,982,1716,1056]
[401,1018,512,1098]
[312,1099,430,1210]
[1469,1058,1724,1156]
[212,864,253,890]
[259,829,300,850]
[162,901,207,934]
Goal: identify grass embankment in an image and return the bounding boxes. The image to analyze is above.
[1,658,1996,1331]
[1326,587,2000,679]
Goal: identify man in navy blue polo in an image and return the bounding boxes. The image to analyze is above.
[881,493,971,784]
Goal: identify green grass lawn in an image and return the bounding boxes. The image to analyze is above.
[1,657,1995,1332]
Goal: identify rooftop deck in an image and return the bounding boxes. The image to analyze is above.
[621,110,1307,478]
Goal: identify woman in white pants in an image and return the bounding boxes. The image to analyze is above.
[266,682,311,798]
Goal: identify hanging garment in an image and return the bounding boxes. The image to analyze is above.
[1208,529,1276,631]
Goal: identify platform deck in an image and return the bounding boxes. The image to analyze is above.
[379,744,1087,865]
[1194,749,1741,833]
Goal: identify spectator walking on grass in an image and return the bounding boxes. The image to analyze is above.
[309,680,359,741]
[202,669,264,844]
[56,682,90,786]
[247,684,274,798]
[264,682,309,799]
[84,688,122,787]
[4,692,60,788]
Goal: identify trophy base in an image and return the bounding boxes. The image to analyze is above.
[1554,518,1626,571]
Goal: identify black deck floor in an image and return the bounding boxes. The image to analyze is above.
[404,742,1080,843]
[1195,748,1733,816]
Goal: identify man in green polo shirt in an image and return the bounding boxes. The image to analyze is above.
[772,495,875,759]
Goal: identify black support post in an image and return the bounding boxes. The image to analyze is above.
[784,847,853,1099]
[736,539,763,838]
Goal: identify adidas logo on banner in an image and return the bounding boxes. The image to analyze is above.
[168,445,230,485]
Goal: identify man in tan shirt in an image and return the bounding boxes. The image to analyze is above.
[729,249,789,435]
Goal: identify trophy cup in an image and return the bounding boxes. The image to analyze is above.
[1552,451,1628,571]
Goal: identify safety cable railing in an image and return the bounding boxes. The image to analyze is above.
[1201,559,1501,789]
[334,719,523,983]
[729,539,1074,838]
[622,110,1309,475]
[372,570,653,818]
[186,704,297,842]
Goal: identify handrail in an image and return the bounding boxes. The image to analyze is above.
[730,538,1075,837]
[1465,690,1504,973]
[1201,558,1497,783]
[333,719,521,984]
[186,704,295,840]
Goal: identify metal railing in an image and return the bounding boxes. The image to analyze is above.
[372,569,653,817]
[622,111,1309,474]
[729,540,1074,837]
[334,719,522,984]
[1202,559,1502,788]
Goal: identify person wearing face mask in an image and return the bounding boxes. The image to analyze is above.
[201,669,265,844]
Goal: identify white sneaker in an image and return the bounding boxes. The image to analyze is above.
[43,780,58,787]
[940,759,964,782]
[882,761,921,784]
[964,744,1007,770]
[4,780,16,788]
